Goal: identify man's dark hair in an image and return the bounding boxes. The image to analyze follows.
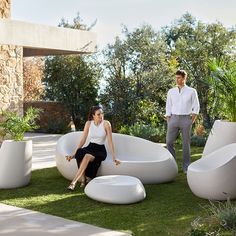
[176,70,187,79]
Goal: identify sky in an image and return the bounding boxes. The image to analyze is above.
[11,0,236,50]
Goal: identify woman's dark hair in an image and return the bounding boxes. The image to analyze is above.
[88,106,103,120]
[176,69,187,79]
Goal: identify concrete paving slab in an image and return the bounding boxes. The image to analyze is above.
[0,203,131,236]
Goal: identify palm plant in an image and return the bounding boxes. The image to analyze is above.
[208,60,236,122]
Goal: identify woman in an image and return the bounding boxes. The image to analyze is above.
[66,106,120,190]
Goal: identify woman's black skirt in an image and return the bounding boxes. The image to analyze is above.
[74,142,107,179]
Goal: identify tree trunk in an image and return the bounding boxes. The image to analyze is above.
[200,95,212,129]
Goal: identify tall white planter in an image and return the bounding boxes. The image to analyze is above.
[0,140,32,189]
[203,120,236,156]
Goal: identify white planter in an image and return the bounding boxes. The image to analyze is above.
[203,120,236,156]
[0,140,32,189]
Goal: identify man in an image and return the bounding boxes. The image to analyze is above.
[165,70,200,173]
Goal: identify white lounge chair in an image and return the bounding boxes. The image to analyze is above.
[187,143,236,200]
[202,120,236,156]
[55,132,178,184]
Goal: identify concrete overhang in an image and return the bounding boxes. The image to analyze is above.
[0,19,97,57]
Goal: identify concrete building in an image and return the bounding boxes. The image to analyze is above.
[0,0,96,114]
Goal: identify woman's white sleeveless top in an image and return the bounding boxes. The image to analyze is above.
[88,120,107,145]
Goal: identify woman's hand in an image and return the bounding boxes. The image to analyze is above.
[113,158,121,165]
[66,154,75,162]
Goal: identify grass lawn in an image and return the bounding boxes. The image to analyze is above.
[0,145,211,235]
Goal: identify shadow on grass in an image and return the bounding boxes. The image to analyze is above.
[0,145,208,236]
[0,170,207,235]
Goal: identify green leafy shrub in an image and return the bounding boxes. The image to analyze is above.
[119,122,166,142]
[208,60,236,122]
[0,107,40,141]
[188,200,236,235]
[188,217,220,236]
[42,118,70,134]
[207,200,236,232]
[190,135,207,147]
[188,217,207,236]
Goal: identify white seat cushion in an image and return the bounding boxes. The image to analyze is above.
[84,175,146,204]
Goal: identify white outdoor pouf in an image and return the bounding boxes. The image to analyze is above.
[84,175,146,204]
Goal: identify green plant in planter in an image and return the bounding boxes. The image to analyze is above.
[0,107,40,141]
[208,60,236,122]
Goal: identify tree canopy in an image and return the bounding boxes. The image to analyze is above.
[101,13,236,131]
[43,14,101,129]
[42,12,236,136]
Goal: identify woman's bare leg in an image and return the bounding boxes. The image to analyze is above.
[71,154,95,185]
[79,172,86,187]
[76,160,85,184]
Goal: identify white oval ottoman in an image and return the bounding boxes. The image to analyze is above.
[84,175,146,204]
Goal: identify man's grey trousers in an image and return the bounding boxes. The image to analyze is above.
[166,115,192,172]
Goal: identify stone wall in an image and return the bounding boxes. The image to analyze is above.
[0,45,23,114]
[0,0,11,18]
[0,0,24,114]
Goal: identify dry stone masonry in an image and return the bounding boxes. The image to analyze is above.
[0,0,10,18]
[0,0,23,114]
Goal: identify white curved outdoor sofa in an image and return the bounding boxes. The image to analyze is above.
[187,143,236,200]
[56,131,178,184]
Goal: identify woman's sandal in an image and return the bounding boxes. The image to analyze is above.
[80,177,87,188]
[80,177,92,188]
[67,182,76,191]
[86,177,91,184]
[80,181,86,188]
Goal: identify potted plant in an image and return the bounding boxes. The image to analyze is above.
[203,60,236,156]
[0,107,40,189]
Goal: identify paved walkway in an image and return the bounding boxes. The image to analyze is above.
[0,204,130,236]
[24,132,62,170]
[0,133,131,236]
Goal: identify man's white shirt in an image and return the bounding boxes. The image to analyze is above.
[165,85,200,116]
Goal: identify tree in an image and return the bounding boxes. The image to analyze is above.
[23,57,45,101]
[162,13,236,128]
[43,14,100,129]
[43,55,100,130]
[208,60,236,122]
[100,25,177,131]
